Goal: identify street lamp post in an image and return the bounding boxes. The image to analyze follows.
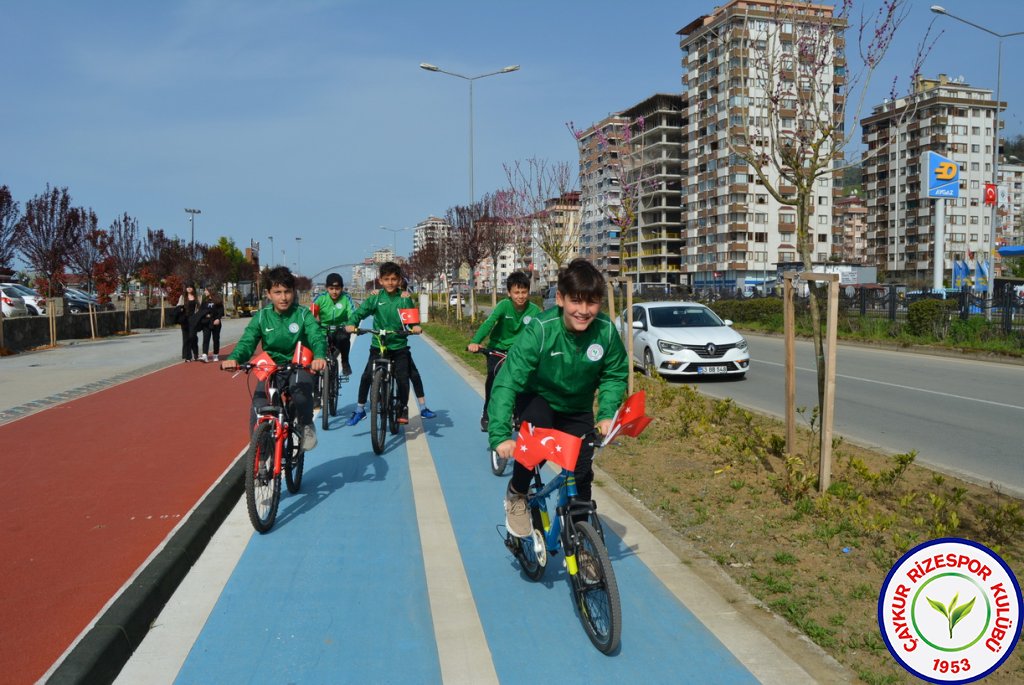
[420,62,519,304]
[267,235,275,267]
[295,237,302,276]
[378,225,410,257]
[931,6,1024,317]
[185,208,201,257]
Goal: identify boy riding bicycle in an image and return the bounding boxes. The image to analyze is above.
[221,266,327,450]
[344,261,422,425]
[489,259,628,538]
[467,271,540,432]
[311,272,354,376]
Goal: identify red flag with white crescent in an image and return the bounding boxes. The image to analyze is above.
[399,308,420,325]
[603,391,652,445]
[513,424,582,471]
[251,352,277,382]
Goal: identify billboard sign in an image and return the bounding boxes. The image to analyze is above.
[922,151,960,199]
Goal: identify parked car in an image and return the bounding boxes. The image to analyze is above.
[0,285,29,318]
[449,293,466,306]
[0,283,46,315]
[616,301,749,379]
[542,286,558,310]
[63,288,114,314]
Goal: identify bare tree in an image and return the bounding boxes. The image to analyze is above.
[408,239,443,299]
[721,0,930,454]
[503,158,578,281]
[446,202,489,317]
[0,186,20,273]
[14,184,82,295]
[108,213,143,327]
[68,210,108,292]
[477,190,517,303]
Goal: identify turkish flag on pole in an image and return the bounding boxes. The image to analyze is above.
[984,183,997,206]
[602,391,652,445]
[513,424,583,471]
[251,352,277,382]
[399,308,420,325]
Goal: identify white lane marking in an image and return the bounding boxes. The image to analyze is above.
[406,402,499,685]
[757,359,1024,412]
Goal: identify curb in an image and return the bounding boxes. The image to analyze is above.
[47,462,243,684]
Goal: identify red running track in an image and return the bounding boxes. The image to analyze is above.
[0,359,251,683]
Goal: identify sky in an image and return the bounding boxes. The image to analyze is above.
[4,0,1024,281]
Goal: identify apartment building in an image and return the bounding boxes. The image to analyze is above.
[861,74,1004,283]
[412,216,449,253]
[677,0,843,291]
[576,115,629,279]
[531,192,581,285]
[997,163,1024,248]
[619,94,685,289]
[833,195,868,263]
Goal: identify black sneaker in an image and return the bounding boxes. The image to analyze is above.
[342,363,353,376]
[480,416,489,432]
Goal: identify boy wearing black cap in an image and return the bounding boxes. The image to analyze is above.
[312,273,354,375]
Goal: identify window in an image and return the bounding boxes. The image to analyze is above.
[818,234,828,242]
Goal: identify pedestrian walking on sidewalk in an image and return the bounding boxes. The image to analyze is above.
[175,283,200,362]
[198,286,224,362]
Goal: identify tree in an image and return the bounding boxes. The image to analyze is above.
[446,202,489,317]
[407,239,443,296]
[14,184,83,296]
[107,213,143,328]
[68,213,109,293]
[720,0,929,458]
[503,158,578,279]
[0,186,20,273]
[477,190,517,303]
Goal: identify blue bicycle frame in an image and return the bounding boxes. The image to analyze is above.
[525,466,600,576]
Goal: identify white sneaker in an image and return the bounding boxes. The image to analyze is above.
[301,423,318,451]
[199,354,208,363]
[212,354,219,362]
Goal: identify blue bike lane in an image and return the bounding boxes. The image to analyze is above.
[131,336,831,684]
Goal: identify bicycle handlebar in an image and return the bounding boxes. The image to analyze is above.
[471,346,506,358]
[354,328,415,337]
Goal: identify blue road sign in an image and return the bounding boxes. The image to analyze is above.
[922,150,959,199]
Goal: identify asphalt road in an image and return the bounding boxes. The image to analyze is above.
[689,333,1024,497]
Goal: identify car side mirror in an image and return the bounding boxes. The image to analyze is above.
[723,319,733,326]
[632,320,645,330]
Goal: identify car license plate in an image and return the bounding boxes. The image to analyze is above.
[697,365,729,374]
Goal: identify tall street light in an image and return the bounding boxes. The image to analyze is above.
[379,225,410,256]
[267,235,275,267]
[295,237,302,275]
[420,62,519,295]
[185,208,201,257]
[931,5,1024,317]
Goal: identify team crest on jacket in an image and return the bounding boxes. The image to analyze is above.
[523,315,532,325]
[586,343,604,361]
[288,322,300,333]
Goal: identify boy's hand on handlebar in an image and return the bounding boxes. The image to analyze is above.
[410,325,422,334]
[310,358,327,372]
[596,419,612,437]
[496,439,515,459]
[220,359,238,371]
[344,325,356,333]
[467,343,480,353]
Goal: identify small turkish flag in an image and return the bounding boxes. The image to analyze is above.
[514,424,583,471]
[309,303,320,319]
[399,308,420,325]
[291,342,313,366]
[984,183,997,206]
[251,352,277,382]
[603,391,653,445]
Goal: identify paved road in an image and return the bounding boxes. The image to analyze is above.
[114,335,845,684]
[689,333,1024,497]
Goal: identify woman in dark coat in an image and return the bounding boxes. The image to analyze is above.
[175,283,200,361]
[199,286,225,362]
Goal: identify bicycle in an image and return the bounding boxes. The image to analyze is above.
[226,351,310,533]
[354,328,413,455]
[503,430,621,654]
[317,324,349,431]
[473,346,515,476]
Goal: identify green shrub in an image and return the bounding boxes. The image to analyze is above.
[906,298,957,339]
[710,298,783,325]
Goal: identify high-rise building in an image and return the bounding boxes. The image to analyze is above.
[576,114,629,279]
[833,195,868,263]
[861,74,1004,283]
[677,0,843,292]
[997,163,1024,248]
[412,216,449,253]
[531,192,581,285]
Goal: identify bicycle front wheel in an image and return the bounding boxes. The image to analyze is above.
[328,360,339,417]
[369,367,388,455]
[284,432,304,494]
[244,421,281,533]
[388,374,400,435]
[514,508,547,582]
[570,520,621,654]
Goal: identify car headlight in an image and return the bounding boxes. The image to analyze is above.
[736,338,748,352]
[657,339,685,353]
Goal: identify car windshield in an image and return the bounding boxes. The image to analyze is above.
[649,306,723,328]
[9,284,38,297]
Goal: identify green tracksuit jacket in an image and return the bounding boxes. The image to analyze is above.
[470,298,542,350]
[345,289,415,351]
[313,291,354,327]
[487,307,628,450]
[228,304,327,365]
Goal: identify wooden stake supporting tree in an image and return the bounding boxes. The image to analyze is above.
[783,271,839,493]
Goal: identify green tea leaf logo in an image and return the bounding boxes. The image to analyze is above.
[927,592,976,639]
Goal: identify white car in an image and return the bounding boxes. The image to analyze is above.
[617,301,749,379]
[449,293,466,306]
[1,283,47,315]
[0,285,29,318]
